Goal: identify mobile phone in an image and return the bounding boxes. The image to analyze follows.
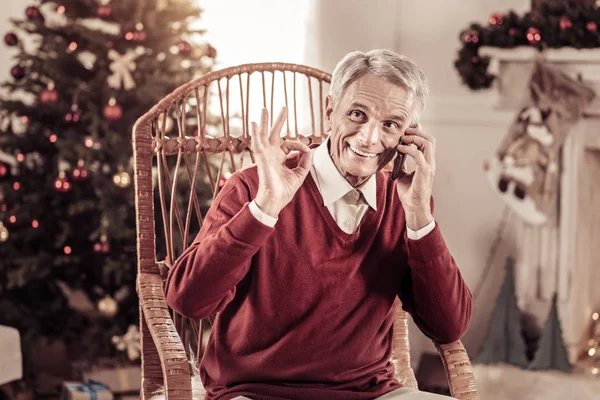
[390,151,405,181]
[390,124,417,181]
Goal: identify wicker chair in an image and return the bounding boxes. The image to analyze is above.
[132,62,479,400]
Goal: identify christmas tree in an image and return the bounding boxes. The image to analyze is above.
[0,0,217,383]
[529,293,572,372]
[474,257,529,367]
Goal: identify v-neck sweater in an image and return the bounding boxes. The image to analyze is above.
[165,161,472,400]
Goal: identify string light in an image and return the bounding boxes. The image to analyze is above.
[582,310,600,376]
[0,222,8,242]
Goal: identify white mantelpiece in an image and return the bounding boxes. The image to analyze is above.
[479,47,600,116]
[481,46,600,362]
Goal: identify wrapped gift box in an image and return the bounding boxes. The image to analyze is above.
[82,365,140,394]
[0,325,22,386]
[61,381,113,400]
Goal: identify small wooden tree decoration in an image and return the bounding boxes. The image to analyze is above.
[474,258,529,367]
[529,293,572,372]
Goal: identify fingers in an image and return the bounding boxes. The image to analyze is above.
[251,107,288,152]
[281,140,313,177]
[250,109,269,153]
[294,150,314,178]
[404,123,435,146]
[400,135,434,164]
[270,107,288,146]
[250,121,263,153]
[401,123,435,164]
[396,142,435,174]
[396,144,426,168]
[280,140,310,155]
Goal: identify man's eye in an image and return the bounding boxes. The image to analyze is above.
[384,121,399,130]
[349,110,366,121]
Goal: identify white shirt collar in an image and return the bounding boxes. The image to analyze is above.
[312,137,377,210]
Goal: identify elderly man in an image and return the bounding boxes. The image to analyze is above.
[166,49,473,400]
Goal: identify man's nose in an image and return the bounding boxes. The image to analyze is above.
[357,122,379,146]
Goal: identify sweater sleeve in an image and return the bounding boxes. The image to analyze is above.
[165,171,275,320]
[397,198,473,344]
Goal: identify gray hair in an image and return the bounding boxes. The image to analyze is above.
[329,49,429,125]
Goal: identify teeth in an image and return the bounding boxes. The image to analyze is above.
[349,145,377,158]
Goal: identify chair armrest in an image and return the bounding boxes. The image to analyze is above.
[434,340,479,400]
[139,272,192,400]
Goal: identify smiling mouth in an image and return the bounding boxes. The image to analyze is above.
[348,144,378,158]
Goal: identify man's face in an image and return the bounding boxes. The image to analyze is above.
[326,73,414,187]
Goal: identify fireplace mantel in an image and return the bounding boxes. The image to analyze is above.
[480,46,600,362]
[479,46,600,118]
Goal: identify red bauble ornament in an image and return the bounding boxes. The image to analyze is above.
[4,32,18,46]
[40,84,58,104]
[97,5,112,18]
[11,65,25,80]
[94,233,110,253]
[489,13,504,26]
[125,30,146,42]
[526,27,542,45]
[54,172,71,192]
[103,99,123,121]
[72,160,89,181]
[177,41,192,57]
[559,16,573,30]
[587,21,598,32]
[206,44,217,58]
[25,6,44,22]
[0,162,8,178]
[64,106,81,123]
[462,30,480,45]
[93,240,110,254]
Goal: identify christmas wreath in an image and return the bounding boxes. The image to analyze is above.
[454,1,600,90]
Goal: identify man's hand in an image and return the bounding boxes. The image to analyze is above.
[395,123,435,230]
[252,107,314,217]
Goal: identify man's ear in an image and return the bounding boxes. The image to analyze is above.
[324,95,333,132]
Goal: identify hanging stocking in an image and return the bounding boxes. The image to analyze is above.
[486,60,595,225]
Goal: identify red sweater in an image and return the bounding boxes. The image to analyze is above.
[165,163,472,400]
